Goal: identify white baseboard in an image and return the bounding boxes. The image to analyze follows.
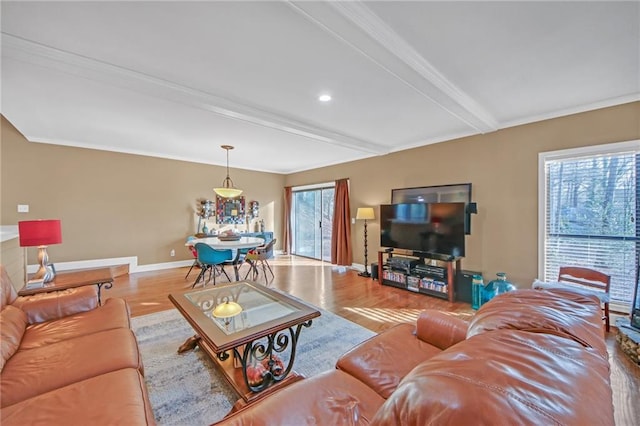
[27,257,194,274]
[333,263,364,274]
[27,256,365,275]
[27,256,138,274]
[134,260,194,273]
[351,263,365,272]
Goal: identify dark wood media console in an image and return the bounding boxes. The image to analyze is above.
[377,250,461,303]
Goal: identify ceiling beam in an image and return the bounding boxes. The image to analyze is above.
[288,1,499,134]
[1,33,390,156]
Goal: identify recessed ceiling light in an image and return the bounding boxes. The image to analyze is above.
[318,94,332,102]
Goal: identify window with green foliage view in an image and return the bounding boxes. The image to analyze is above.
[541,141,639,306]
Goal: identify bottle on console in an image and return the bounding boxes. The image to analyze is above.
[472,274,484,310]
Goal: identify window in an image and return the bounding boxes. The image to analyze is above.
[291,182,335,261]
[539,140,640,308]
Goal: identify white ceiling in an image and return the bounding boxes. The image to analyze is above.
[2,1,639,174]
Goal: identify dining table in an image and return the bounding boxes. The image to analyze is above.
[186,236,265,282]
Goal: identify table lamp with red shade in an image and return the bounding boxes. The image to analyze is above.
[18,219,62,283]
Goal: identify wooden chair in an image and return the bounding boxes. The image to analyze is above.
[558,266,611,332]
[244,239,277,283]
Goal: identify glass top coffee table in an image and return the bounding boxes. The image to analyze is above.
[169,281,320,403]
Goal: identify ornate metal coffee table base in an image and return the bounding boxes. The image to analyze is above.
[169,281,321,404]
[177,320,313,403]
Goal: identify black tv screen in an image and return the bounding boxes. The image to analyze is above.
[380,203,465,257]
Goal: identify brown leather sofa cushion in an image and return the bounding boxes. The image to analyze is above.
[415,309,467,350]
[0,265,18,309]
[371,330,614,426]
[336,323,443,399]
[467,289,608,357]
[216,369,385,425]
[1,327,143,407]
[12,286,99,324]
[20,298,131,350]
[1,368,155,425]
[0,306,28,371]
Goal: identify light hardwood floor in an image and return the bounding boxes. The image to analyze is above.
[107,255,639,425]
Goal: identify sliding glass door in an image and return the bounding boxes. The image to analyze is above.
[292,186,334,261]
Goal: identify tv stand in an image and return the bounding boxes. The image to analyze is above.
[377,249,461,303]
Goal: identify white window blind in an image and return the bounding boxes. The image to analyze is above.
[541,143,639,306]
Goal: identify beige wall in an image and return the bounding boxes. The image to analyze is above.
[2,102,639,284]
[1,116,285,266]
[285,102,640,288]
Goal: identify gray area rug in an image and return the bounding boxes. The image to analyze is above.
[131,305,376,425]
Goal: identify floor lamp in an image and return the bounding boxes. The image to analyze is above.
[356,207,375,278]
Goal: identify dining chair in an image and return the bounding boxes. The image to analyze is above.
[557,266,611,332]
[234,233,267,279]
[244,238,277,283]
[229,247,252,281]
[184,236,200,280]
[193,243,233,287]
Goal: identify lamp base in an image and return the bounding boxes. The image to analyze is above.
[358,271,371,278]
[33,246,56,283]
[32,264,55,283]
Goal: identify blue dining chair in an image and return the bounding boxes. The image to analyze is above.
[192,243,233,288]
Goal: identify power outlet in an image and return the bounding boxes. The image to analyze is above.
[17,204,29,213]
[170,249,175,257]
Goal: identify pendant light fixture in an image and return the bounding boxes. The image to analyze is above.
[214,145,243,199]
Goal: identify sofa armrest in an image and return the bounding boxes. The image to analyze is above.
[416,310,468,350]
[12,286,99,324]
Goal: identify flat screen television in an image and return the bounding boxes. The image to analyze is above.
[380,202,466,258]
[391,183,473,234]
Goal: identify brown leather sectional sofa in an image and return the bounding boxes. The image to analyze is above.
[0,266,155,425]
[215,289,614,425]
